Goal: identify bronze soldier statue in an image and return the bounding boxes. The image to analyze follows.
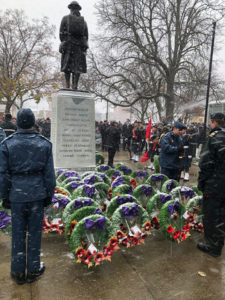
[59,1,88,90]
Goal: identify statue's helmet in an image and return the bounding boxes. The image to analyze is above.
[68,1,82,10]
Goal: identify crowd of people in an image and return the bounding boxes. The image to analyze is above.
[96,118,206,181]
[0,113,51,140]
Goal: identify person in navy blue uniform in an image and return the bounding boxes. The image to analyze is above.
[197,113,225,257]
[159,122,184,180]
[0,127,6,142]
[0,108,56,284]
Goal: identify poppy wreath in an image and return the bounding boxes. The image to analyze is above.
[55,186,71,198]
[72,184,101,203]
[145,174,169,192]
[96,152,105,165]
[171,186,196,204]
[115,163,133,176]
[191,185,203,196]
[153,155,160,174]
[146,193,173,229]
[56,170,79,183]
[0,201,12,236]
[65,206,103,242]
[95,164,111,173]
[106,194,141,218]
[112,184,133,198]
[62,175,81,187]
[132,184,156,208]
[70,214,116,267]
[161,179,179,194]
[159,199,190,243]
[130,170,149,184]
[111,175,133,189]
[62,197,99,225]
[185,196,204,233]
[111,202,151,247]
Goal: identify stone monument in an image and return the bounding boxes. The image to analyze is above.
[51,1,95,171]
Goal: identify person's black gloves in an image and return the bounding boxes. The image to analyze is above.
[2,198,11,209]
[44,197,52,208]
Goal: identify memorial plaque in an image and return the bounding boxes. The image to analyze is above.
[51,90,96,171]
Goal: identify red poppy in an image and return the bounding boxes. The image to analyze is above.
[82,254,91,265]
[141,234,147,240]
[130,178,136,185]
[107,247,114,256]
[174,230,181,238]
[110,237,117,248]
[181,233,186,241]
[182,225,190,232]
[144,222,151,231]
[95,253,103,264]
[121,238,128,245]
[76,247,85,258]
[131,237,139,246]
[117,231,123,240]
[172,232,178,239]
[167,225,174,234]
[103,246,108,256]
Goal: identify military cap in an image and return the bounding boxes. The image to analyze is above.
[210,113,225,120]
[174,121,186,130]
[68,1,82,10]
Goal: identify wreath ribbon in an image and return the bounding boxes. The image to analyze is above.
[122,204,139,220]
[74,199,92,209]
[85,217,106,230]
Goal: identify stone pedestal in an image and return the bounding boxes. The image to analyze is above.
[51,90,96,171]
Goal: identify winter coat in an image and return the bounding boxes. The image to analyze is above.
[0,128,6,142]
[122,123,133,139]
[0,120,17,137]
[159,131,183,169]
[198,126,225,198]
[0,129,56,203]
[104,125,120,149]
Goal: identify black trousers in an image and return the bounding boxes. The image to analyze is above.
[108,148,116,167]
[202,195,225,251]
[161,167,179,181]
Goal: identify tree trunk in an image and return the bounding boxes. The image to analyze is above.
[5,99,12,113]
[165,81,175,120]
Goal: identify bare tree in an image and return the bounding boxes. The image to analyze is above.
[0,9,60,113]
[86,0,225,119]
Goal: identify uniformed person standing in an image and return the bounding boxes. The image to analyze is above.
[105,121,120,168]
[159,122,184,180]
[197,113,225,257]
[0,108,56,284]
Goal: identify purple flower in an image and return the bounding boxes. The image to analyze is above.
[100,165,109,172]
[57,169,64,175]
[136,171,147,178]
[168,200,179,215]
[141,186,152,197]
[112,176,123,188]
[127,186,133,194]
[151,175,164,182]
[121,165,132,174]
[70,171,78,177]
[84,176,96,185]
[180,187,195,198]
[0,210,11,229]
[71,182,81,189]
[83,185,96,197]
[122,204,139,220]
[94,208,102,215]
[64,171,71,178]
[113,170,121,177]
[117,196,133,205]
[166,180,175,191]
[160,194,172,203]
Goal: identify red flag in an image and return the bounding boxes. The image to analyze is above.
[145,118,152,139]
[140,151,150,162]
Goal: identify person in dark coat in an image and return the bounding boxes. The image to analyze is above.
[100,120,108,151]
[0,113,17,137]
[0,108,56,284]
[197,113,225,257]
[0,127,6,142]
[104,121,120,167]
[159,122,184,180]
[122,119,133,158]
[179,126,193,181]
[41,118,51,139]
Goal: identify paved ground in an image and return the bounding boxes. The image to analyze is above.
[1,151,225,300]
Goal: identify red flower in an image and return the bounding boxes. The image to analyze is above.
[121,238,128,245]
[151,216,158,224]
[95,253,103,264]
[181,233,186,241]
[167,225,174,234]
[110,237,117,248]
[144,222,151,231]
[182,225,190,232]
[131,237,139,246]
[75,247,85,258]
[172,230,181,239]
[117,231,124,240]
[107,247,114,256]
[130,178,136,185]
[82,254,91,265]
[103,246,108,256]
[141,234,147,240]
